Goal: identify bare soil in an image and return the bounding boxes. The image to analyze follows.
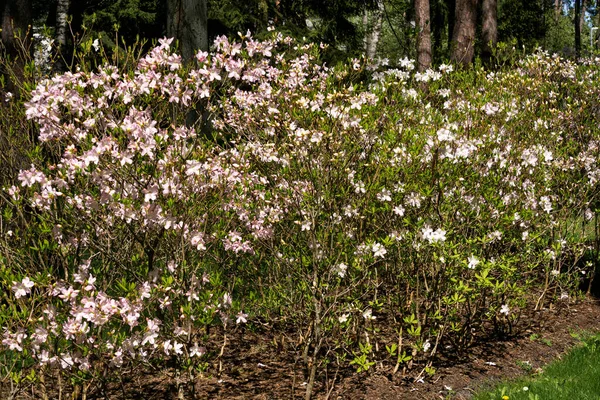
[3,297,600,400]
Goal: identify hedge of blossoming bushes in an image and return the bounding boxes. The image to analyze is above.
[1,33,600,398]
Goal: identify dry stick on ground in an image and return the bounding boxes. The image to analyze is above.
[39,367,49,400]
[392,326,404,375]
[218,333,228,375]
[324,353,341,400]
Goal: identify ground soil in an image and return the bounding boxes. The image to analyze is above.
[3,297,600,400]
[193,297,600,400]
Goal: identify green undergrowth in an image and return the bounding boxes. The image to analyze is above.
[474,331,600,400]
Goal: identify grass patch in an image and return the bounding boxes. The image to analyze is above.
[474,332,600,400]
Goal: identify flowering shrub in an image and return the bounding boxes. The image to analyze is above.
[2,33,600,398]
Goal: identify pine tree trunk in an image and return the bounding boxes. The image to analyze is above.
[166,0,208,62]
[363,8,369,56]
[580,0,587,53]
[555,0,562,18]
[432,1,445,61]
[447,0,456,53]
[481,0,497,64]
[451,0,478,66]
[575,0,582,58]
[415,0,432,71]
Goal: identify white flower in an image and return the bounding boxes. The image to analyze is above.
[377,188,392,202]
[338,313,349,323]
[300,219,312,231]
[372,242,387,258]
[92,39,100,51]
[222,293,232,307]
[362,309,376,320]
[467,255,480,269]
[163,340,173,355]
[422,227,447,244]
[393,205,405,216]
[236,311,248,324]
[189,342,206,357]
[335,263,348,278]
[173,341,184,355]
[423,340,431,352]
[540,196,552,213]
[500,304,510,315]
[437,128,455,142]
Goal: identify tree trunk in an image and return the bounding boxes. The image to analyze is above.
[432,0,445,62]
[575,0,582,58]
[555,0,562,18]
[166,0,208,62]
[580,0,587,53]
[363,8,369,55]
[481,0,497,64]
[364,0,384,59]
[1,0,32,56]
[415,0,432,71]
[1,0,32,96]
[447,0,456,52]
[55,0,69,48]
[451,0,478,66]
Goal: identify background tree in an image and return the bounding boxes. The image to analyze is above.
[54,0,69,48]
[498,0,548,49]
[166,0,208,61]
[364,0,384,59]
[415,0,432,70]
[451,0,478,65]
[481,0,498,63]
[575,0,582,57]
[1,0,32,95]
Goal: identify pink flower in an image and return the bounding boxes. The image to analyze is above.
[2,330,27,351]
[58,286,79,302]
[189,342,206,357]
[12,277,35,299]
[163,340,172,355]
[236,312,248,324]
[173,341,184,355]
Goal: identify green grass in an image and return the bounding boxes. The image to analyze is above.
[473,332,600,400]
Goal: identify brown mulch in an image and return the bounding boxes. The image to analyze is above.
[341,298,600,400]
[132,297,600,399]
[2,297,600,399]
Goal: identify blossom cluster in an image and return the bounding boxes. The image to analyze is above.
[2,32,600,391]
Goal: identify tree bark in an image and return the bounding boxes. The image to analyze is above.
[415,0,432,71]
[364,0,384,59]
[55,0,69,48]
[575,0,582,58]
[451,0,478,66]
[447,0,456,53]
[432,0,445,61]
[166,0,208,62]
[1,0,32,96]
[1,0,32,54]
[555,0,562,18]
[481,0,497,64]
[580,0,587,52]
